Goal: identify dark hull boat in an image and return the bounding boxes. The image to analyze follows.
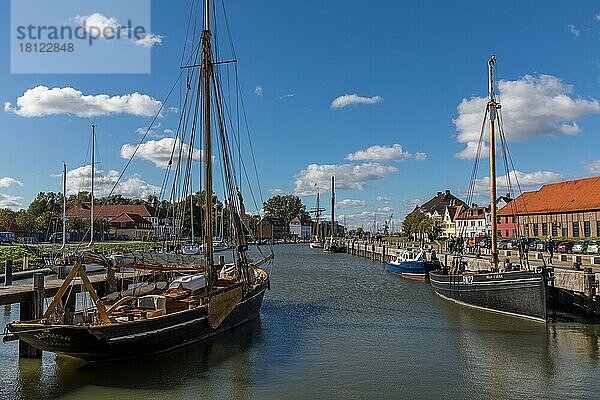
[429,55,549,323]
[8,283,267,361]
[429,269,547,321]
[6,0,275,362]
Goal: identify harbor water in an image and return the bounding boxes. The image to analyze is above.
[2,244,600,399]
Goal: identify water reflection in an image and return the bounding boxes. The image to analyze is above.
[2,245,600,399]
[14,318,263,399]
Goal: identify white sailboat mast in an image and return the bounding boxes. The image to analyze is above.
[89,124,96,247]
[61,162,67,250]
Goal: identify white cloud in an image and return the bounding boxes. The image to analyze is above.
[346,144,416,162]
[294,163,397,195]
[472,170,563,196]
[5,86,162,118]
[280,93,295,99]
[568,24,580,38]
[0,177,23,188]
[595,14,600,22]
[120,138,202,169]
[65,165,159,198]
[331,93,382,109]
[455,141,490,160]
[338,207,396,229]
[376,195,391,204]
[74,13,119,39]
[0,193,23,210]
[268,188,284,195]
[136,123,174,139]
[74,13,163,48]
[415,152,428,161]
[254,86,264,97]
[337,199,367,208]
[454,74,600,158]
[584,160,600,174]
[134,34,163,48]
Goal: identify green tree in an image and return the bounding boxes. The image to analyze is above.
[0,208,17,231]
[263,195,308,225]
[402,211,427,238]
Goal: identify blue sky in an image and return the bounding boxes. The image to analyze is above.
[1,0,600,229]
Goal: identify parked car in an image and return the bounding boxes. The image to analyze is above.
[498,239,511,250]
[478,238,491,249]
[48,232,70,243]
[572,241,589,254]
[585,241,600,255]
[115,234,130,241]
[557,241,574,253]
[536,241,547,251]
[0,232,16,245]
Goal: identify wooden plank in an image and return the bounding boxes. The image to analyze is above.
[0,271,152,306]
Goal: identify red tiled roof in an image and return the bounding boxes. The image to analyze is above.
[446,204,465,221]
[455,206,487,220]
[110,212,151,224]
[498,176,600,215]
[67,205,152,219]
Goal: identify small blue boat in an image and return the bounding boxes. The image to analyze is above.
[386,250,440,281]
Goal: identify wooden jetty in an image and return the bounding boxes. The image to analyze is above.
[1,266,152,358]
[344,239,600,317]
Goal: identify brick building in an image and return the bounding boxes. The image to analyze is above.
[497,176,600,239]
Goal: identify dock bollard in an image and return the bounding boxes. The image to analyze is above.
[4,260,13,286]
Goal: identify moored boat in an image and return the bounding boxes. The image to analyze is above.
[429,55,549,322]
[7,0,274,360]
[386,250,440,281]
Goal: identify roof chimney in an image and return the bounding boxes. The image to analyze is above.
[436,191,442,196]
[445,189,450,195]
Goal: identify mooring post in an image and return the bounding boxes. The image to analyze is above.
[4,259,13,286]
[33,273,44,320]
[19,273,45,358]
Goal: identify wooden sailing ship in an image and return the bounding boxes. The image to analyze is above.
[7,0,273,360]
[429,56,548,322]
[309,184,325,249]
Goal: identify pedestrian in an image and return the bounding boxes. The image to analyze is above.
[546,236,554,265]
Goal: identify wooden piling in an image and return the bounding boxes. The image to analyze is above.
[4,260,13,286]
[19,273,45,359]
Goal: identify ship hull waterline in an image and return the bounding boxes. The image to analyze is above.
[386,260,440,281]
[8,283,268,362]
[429,270,547,322]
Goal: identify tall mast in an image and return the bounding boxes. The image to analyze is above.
[488,55,499,269]
[316,187,320,240]
[89,124,96,247]
[61,162,67,250]
[331,176,335,238]
[202,0,214,277]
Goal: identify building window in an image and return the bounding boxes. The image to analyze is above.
[562,227,568,238]
[505,230,509,237]
[597,221,600,237]
[512,229,517,237]
[584,221,591,238]
[525,224,529,235]
[533,224,539,236]
[512,216,517,223]
[551,224,558,237]
[497,230,502,237]
[541,223,547,236]
[573,222,579,237]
